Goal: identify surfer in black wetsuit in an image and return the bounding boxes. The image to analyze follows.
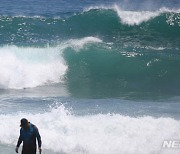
[16,118,42,154]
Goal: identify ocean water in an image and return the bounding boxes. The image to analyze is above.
[0,0,180,154]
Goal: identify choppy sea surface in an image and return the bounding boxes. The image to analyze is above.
[0,0,180,153]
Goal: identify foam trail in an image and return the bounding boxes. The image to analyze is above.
[0,105,180,154]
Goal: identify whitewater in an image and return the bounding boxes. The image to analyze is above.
[0,0,180,154]
[0,105,180,154]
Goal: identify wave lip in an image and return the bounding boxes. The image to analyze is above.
[58,36,102,51]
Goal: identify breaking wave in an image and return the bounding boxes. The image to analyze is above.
[0,37,101,89]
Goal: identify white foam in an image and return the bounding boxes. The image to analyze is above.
[0,37,102,89]
[0,46,67,89]
[113,5,160,25]
[0,105,180,154]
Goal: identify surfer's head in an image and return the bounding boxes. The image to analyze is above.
[20,118,29,129]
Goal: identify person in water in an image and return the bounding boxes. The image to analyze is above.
[16,118,42,154]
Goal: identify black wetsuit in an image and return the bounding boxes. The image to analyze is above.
[16,123,42,154]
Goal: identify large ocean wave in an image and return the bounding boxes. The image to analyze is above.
[0,105,180,154]
[1,36,180,98]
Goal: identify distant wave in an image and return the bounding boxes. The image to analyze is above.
[84,5,180,25]
[0,105,180,154]
[0,7,179,46]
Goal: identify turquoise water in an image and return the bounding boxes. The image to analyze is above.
[0,0,180,154]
